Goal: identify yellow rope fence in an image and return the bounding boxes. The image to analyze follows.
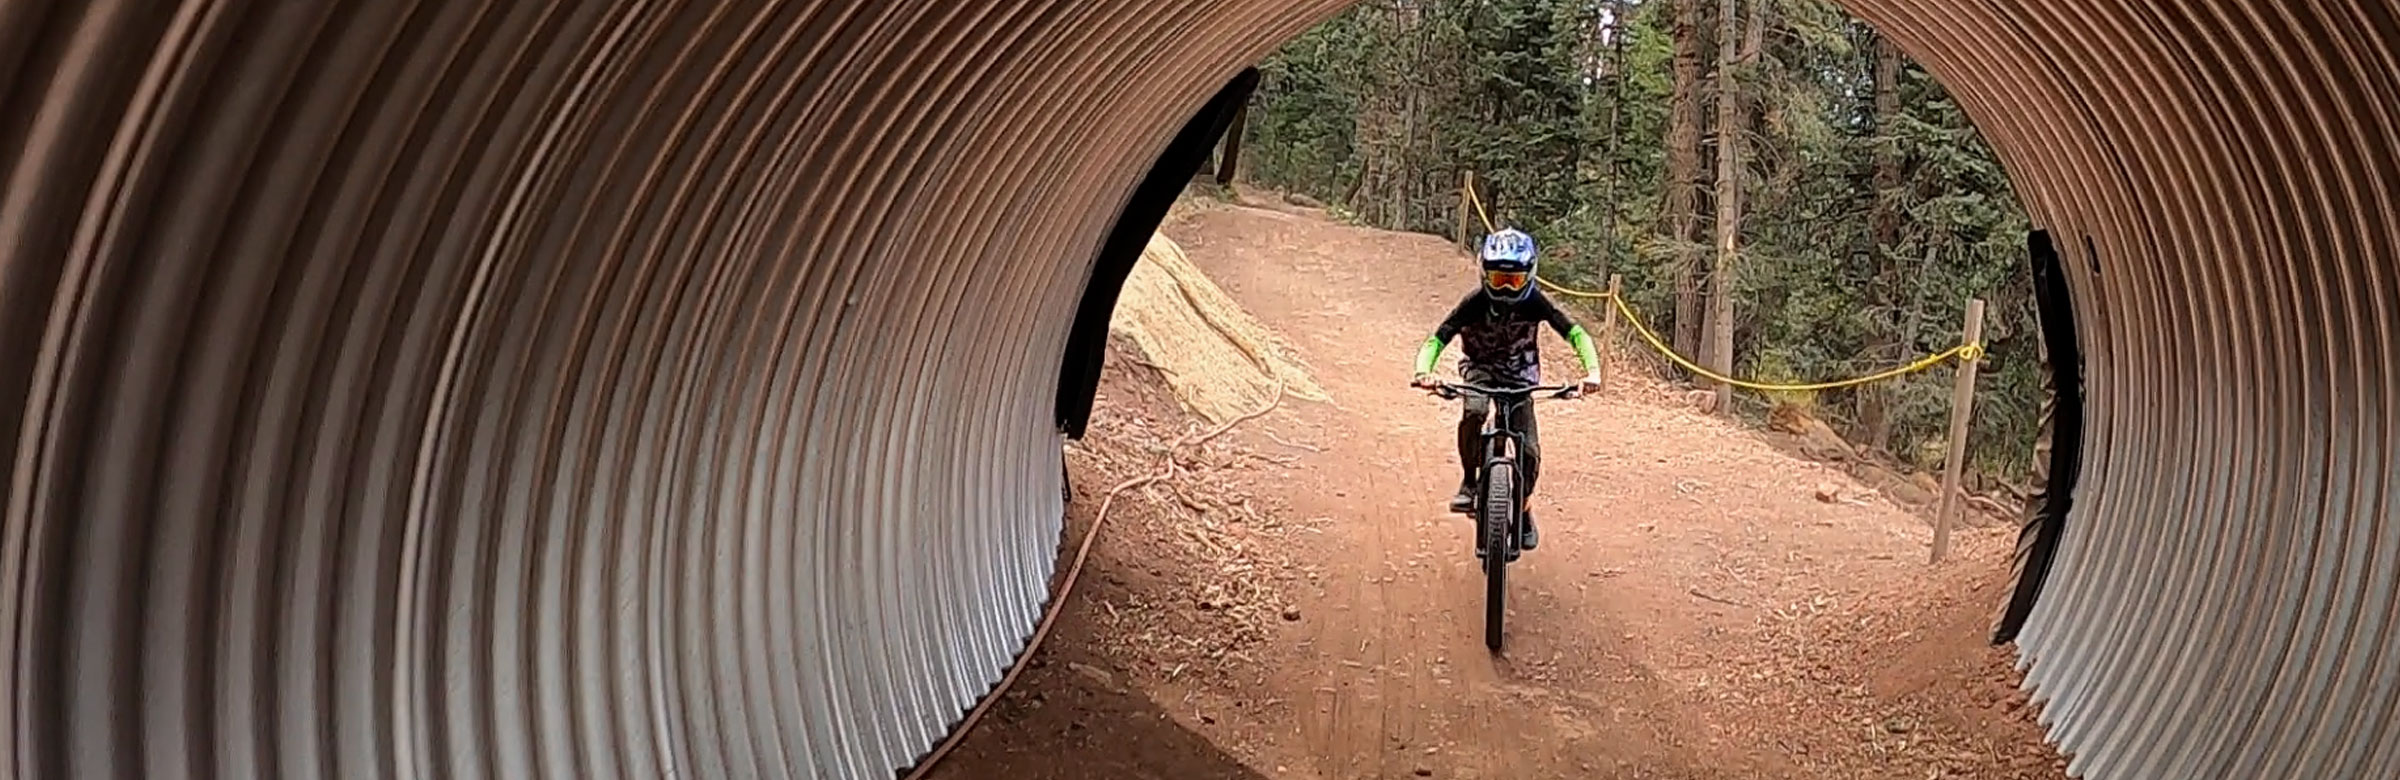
[1461,178,1980,392]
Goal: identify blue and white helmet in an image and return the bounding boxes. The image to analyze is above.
[1478,228,1538,302]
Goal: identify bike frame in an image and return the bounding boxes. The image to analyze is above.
[1434,381,1576,557]
[1478,393,1536,477]
[1432,380,1578,653]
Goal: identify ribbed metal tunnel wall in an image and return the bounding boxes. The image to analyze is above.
[0,1,2392,778]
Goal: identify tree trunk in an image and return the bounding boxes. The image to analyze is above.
[1665,0,1708,363]
[1597,0,1629,281]
[1705,0,1748,414]
[1904,239,1938,351]
[1393,1,1433,230]
[1347,2,1405,227]
[1395,86,1416,227]
[1856,34,1903,450]
[1741,0,1767,64]
[1215,101,1247,187]
[1346,77,1380,218]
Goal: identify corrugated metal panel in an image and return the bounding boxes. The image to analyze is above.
[0,1,2393,778]
[1840,1,2400,777]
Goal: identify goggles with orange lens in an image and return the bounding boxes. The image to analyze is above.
[1483,269,1530,291]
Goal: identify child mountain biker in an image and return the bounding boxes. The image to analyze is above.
[1408,228,1603,550]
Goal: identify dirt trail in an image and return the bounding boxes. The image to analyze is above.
[933,198,2065,779]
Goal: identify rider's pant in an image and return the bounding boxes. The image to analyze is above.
[1457,387,1540,499]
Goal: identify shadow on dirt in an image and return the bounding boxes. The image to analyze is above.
[923,625,1269,780]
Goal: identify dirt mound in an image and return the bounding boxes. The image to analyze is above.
[1109,232,1329,423]
[927,339,1303,779]
[1752,533,2069,779]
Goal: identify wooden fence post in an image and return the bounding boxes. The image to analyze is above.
[1456,170,1475,249]
[1932,298,1987,564]
[1599,273,1623,390]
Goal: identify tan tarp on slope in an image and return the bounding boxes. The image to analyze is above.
[1108,232,1329,423]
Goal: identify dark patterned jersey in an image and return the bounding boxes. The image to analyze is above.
[1433,288,1578,385]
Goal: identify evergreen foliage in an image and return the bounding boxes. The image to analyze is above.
[1243,0,2038,481]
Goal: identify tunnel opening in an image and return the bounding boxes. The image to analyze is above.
[1,1,2395,779]
[1056,69,1262,440]
[1022,2,2077,774]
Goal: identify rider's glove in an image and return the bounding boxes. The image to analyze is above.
[1578,373,1603,395]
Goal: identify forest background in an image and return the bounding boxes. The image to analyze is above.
[1232,0,2040,484]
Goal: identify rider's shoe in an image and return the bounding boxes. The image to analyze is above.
[1518,510,1540,550]
[1449,478,1476,514]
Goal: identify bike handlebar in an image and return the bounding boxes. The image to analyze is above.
[1426,381,1582,401]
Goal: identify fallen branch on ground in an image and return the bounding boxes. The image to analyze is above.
[1689,587,1754,609]
[1264,430,1321,453]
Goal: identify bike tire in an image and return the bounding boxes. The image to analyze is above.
[1481,459,1516,652]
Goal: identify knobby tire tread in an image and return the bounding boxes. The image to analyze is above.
[1483,459,1516,652]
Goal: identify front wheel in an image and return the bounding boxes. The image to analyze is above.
[1481,459,1517,652]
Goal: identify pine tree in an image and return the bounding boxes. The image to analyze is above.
[1663,0,1708,361]
[1856,32,1903,451]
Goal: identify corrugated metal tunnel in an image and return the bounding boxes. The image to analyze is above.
[0,1,2393,778]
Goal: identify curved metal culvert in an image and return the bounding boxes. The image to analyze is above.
[1,1,2394,778]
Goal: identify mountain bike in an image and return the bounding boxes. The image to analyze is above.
[1427,380,1582,651]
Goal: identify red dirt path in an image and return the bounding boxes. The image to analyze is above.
[931,198,2068,779]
